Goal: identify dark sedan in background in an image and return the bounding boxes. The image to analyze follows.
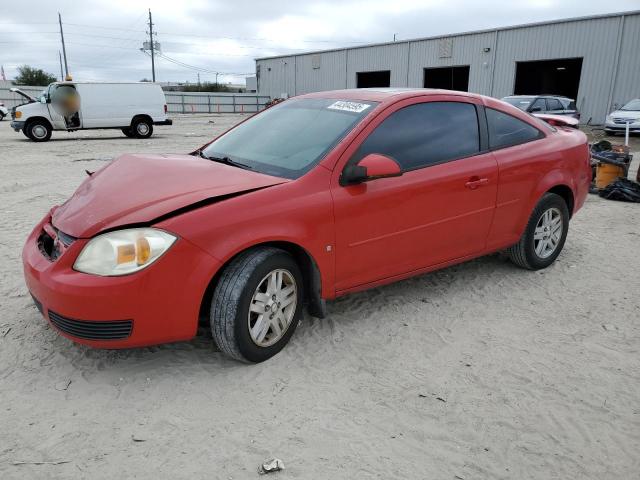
[502,95,580,120]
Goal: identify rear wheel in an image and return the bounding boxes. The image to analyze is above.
[507,193,569,270]
[131,118,153,139]
[26,120,52,142]
[210,247,303,363]
[121,127,135,138]
[0,112,5,121]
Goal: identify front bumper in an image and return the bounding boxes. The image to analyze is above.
[10,120,25,131]
[604,122,640,132]
[154,119,173,126]
[23,212,221,348]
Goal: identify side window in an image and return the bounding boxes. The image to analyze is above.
[352,101,480,170]
[529,98,546,111]
[486,108,543,150]
[547,98,563,111]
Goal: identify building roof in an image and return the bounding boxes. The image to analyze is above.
[255,9,639,61]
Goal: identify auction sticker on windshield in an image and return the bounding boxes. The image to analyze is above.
[327,100,371,113]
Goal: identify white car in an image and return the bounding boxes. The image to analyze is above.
[0,102,8,121]
[10,82,172,142]
[604,99,640,135]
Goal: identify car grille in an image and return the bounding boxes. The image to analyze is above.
[48,310,133,340]
[612,117,636,125]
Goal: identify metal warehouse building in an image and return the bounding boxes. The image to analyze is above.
[255,10,640,124]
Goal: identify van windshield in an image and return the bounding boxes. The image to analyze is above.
[202,98,377,179]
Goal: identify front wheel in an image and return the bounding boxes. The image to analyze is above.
[507,192,570,270]
[210,247,303,363]
[121,127,135,138]
[26,120,52,142]
[0,112,5,121]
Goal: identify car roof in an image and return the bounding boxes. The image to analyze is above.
[297,88,484,103]
[504,94,573,100]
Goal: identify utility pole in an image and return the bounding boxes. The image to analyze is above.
[58,51,64,81]
[148,9,156,82]
[58,13,70,79]
[197,72,200,85]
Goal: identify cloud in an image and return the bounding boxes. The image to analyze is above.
[0,0,637,85]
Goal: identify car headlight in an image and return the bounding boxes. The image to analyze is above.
[74,228,177,276]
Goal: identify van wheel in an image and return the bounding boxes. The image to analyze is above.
[26,120,52,142]
[131,118,153,139]
[507,193,569,270]
[121,128,136,138]
[210,247,303,363]
[0,112,5,121]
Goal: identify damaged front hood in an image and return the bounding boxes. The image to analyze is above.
[53,153,289,238]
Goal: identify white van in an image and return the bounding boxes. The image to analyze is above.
[10,82,172,142]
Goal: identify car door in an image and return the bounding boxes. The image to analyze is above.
[331,96,498,292]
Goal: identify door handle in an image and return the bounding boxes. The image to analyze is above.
[465,177,489,190]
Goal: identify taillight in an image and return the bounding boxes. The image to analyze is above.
[164,104,167,113]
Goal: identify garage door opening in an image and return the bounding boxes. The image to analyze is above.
[356,70,391,88]
[424,66,470,91]
[514,58,583,100]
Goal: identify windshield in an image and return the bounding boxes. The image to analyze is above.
[202,98,377,179]
[621,99,640,111]
[502,97,535,110]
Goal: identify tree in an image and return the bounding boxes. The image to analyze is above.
[181,82,233,93]
[13,65,57,86]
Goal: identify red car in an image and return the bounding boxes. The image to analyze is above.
[23,89,591,362]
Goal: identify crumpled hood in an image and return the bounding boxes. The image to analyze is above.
[52,153,289,238]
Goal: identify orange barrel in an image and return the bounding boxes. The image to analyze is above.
[596,162,625,189]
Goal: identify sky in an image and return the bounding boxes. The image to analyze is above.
[1,0,638,86]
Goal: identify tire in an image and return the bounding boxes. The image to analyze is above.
[121,127,135,138]
[131,118,153,139]
[25,120,52,142]
[507,192,570,270]
[0,112,5,121]
[211,247,303,363]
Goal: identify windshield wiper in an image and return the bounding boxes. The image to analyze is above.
[196,150,253,170]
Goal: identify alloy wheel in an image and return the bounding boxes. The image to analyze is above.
[533,207,563,259]
[247,269,297,347]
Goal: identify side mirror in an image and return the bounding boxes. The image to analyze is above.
[529,106,542,112]
[341,153,402,186]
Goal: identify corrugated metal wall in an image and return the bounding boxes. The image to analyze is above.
[491,16,622,124]
[256,12,640,124]
[611,14,640,111]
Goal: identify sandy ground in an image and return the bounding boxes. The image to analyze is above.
[0,115,639,480]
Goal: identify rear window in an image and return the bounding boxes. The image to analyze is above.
[486,108,544,150]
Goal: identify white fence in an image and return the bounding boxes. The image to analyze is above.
[165,92,271,114]
[0,85,271,113]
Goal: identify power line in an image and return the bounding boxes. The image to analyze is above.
[61,21,373,44]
